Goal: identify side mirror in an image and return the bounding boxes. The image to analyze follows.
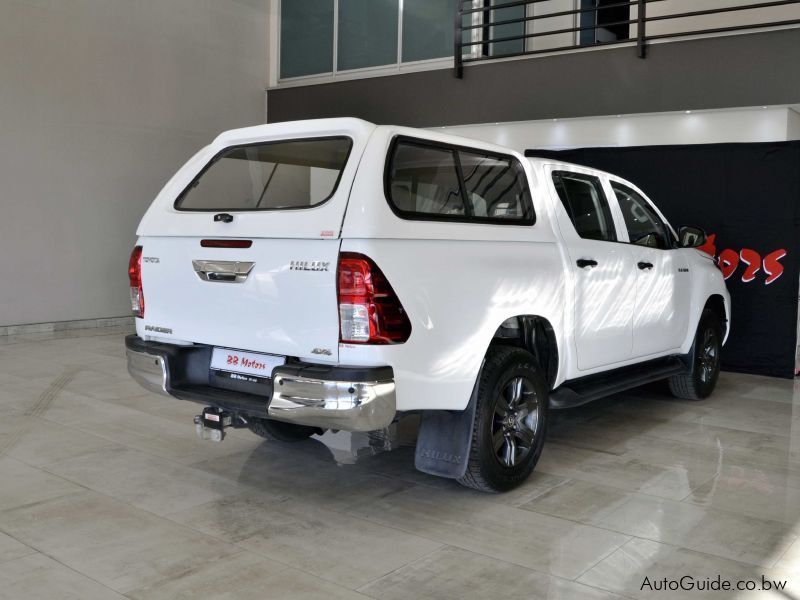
[678,225,707,248]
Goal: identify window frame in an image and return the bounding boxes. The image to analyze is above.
[173,136,354,213]
[383,135,536,226]
[551,170,618,242]
[610,180,677,250]
[276,0,456,85]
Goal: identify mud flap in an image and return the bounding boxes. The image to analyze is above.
[414,382,478,479]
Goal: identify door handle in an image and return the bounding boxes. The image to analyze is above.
[192,260,254,283]
[638,261,654,270]
[576,259,598,269]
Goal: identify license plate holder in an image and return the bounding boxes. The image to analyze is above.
[210,347,285,381]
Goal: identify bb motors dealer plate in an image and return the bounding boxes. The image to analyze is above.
[210,347,285,383]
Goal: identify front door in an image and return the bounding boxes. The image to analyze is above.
[609,180,691,357]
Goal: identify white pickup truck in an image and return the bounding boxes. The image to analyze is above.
[126,118,730,492]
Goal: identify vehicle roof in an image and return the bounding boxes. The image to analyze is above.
[212,117,630,183]
[524,155,597,171]
[213,117,525,158]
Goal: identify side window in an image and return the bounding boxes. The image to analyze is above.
[612,182,672,249]
[388,143,466,217]
[552,171,617,242]
[386,139,535,224]
[458,151,534,221]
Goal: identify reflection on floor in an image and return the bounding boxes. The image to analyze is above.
[0,327,799,599]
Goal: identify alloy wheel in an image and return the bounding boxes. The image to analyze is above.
[492,376,539,468]
[698,328,719,383]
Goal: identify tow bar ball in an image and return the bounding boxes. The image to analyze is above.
[194,407,246,442]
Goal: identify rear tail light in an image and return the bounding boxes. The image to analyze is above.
[337,253,411,344]
[128,246,144,318]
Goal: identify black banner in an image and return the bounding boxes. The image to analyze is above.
[533,142,800,378]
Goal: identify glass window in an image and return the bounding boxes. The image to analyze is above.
[402,0,454,62]
[387,140,535,224]
[387,143,465,217]
[490,0,525,56]
[612,182,672,249]
[459,151,534,221]
[579,0,631,45]
[552,172,617,241]
[280,0,334,78]
[337,0,399,71]
[176,138,352,211]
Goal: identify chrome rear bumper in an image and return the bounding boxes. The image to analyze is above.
[269,374,396,432]
[125,335,395,432]
[126,349,169,396]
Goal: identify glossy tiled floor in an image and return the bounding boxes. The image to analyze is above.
[1,327,799,599]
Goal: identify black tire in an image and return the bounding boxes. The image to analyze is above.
[247,418,320,442]
[668,308,723,400]
[458,346,549,493]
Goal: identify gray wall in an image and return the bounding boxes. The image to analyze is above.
[0,0,268,327]
[267,28,800,127]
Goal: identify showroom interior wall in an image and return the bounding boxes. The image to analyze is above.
[440,107,800,151]
[0,0,268,329]
[267,28,800,127]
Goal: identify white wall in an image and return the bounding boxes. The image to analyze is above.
[788,108,800,140]
[0,0,268,327]
[632,0,800,37]
[527,0,575,51]
[440,107,797,152]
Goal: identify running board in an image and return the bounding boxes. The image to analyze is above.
[549,356,688,410]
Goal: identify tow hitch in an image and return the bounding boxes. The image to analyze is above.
[194,407,246,442]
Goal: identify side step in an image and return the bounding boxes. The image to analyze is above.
[549,356,688,410]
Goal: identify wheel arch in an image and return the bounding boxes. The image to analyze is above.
[704,294,729,341]
[490,315,560,390]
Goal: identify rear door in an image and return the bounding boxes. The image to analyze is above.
[549,169,636,371]
[136,123,373,364]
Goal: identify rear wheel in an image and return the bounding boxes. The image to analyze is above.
[247,418,320,442]
[669,308,723,400]
[458,346,549,493]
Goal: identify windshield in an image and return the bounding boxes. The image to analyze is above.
[175,137,352,211]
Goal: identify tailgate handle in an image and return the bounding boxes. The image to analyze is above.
[192,260,254,284]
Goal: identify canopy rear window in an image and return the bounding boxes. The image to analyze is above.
[175,137,352,211]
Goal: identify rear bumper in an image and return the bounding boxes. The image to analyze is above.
[124,335,396,432]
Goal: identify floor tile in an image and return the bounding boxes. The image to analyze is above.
[125,551,287,599]
[0,414,117,467]
[0,490,240,593]
[0,532,35,564]
[591,494,795,567]
[579,538,794,600]
[358,545,625,600]
[0,553,125,600]
[0,456,82,511]
[238,502,442,588]
[42,445,242,516]
[346,484,630,579]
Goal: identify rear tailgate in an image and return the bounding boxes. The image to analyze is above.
[134,118,376,364]
[139,236,341,362]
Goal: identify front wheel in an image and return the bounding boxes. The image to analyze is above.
[458,346,549,493]
[668,308,723,400]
